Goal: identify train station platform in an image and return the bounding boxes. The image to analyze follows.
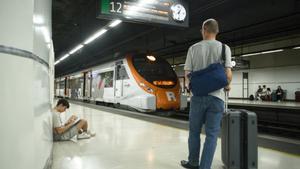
[227,99,300,140]
[51,102,300,169]
[229,99,300,110]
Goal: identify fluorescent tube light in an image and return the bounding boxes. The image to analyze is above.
[59,54,70,61]
[241,52,261,57]
[83,29,107,45]
[69,44,84,54]
[293,46,300,50]
[241,49,284,57]
[54,60,60,65]
[109,20,122,28]
[55,19,123,65]
[261,49,283,54]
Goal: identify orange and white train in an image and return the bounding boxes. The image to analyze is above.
[55,54,188,112]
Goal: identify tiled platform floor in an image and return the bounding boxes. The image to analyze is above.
[52,103,300,169]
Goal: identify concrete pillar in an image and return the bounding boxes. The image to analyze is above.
[0,0,54,169]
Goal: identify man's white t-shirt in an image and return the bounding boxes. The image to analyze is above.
[52,110,67,128]
[184,40,232,101]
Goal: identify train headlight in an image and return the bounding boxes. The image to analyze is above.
[147,55,156,61]
[139,82,154,93]
[139,82,146,87]
[147,87,154,93]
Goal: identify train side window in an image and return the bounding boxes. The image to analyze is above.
[116,65,129,80]
[101,71,114,88]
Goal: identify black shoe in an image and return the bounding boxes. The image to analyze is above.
[180,160,199,169]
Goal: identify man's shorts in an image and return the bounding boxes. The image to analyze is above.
[53,125,78,141]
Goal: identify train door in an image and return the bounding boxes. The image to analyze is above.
[79,76,84,99]
[54,80,57,96]
[115,64,130,101]
[64,77,68,97]
[242,72,249,98]
[59,79,65,97]
[115,66,122,98]
[84,71,92,99]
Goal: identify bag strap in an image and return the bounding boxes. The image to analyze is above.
[221,43,226,65]
[225,91,229,113]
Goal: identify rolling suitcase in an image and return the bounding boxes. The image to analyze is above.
[221,92,258,169]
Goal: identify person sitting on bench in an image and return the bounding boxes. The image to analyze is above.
[276,86,284,102]
[255,85,263,100]
[264,88,272,101]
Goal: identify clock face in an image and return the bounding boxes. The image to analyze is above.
[231,61,236,67]
[171,4,186,22]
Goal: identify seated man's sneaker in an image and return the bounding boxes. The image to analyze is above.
[69,135,78,143]
[87,130,96,137]
[77,132,91,139]
[180,160,199,169]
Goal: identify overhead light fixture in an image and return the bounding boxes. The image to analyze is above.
[69,44,84,54]
[241,49,284,57]
[293,46,300,50]
[83,29,107,45]
[59,54,70,61]
[109,19,122,28]
[55,19,123,66]
[54,60,60,65]
[241,52,261,57]
[261,49,283,54]
[147,55,156,61]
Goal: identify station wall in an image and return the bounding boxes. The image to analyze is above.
[231,49,300,100]
[231,65,300,100]
[171,48,300,100]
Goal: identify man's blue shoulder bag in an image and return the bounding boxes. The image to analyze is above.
[189,44,228,96]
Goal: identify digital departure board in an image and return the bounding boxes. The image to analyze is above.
[97,0,189,28]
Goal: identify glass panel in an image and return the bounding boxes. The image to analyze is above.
[132,55,177,88]
[116,65,129,80]
[101,71,114,88]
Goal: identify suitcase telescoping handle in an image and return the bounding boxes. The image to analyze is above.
[225,91,229,113]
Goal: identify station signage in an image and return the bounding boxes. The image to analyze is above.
[97,0,189,28]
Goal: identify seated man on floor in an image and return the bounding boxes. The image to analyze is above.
[52,99,95,141]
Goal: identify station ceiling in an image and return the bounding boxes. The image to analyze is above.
[53,0,300,77]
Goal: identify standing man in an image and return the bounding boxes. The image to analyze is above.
[181,19,232,169]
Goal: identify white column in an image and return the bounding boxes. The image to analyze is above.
[0,0,54,169]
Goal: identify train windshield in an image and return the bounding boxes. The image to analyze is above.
[132,55,177,88]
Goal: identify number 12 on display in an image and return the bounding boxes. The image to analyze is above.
[110,1,122,13]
